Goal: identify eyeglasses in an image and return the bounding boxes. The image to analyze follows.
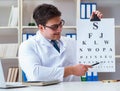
[44,19,65,31]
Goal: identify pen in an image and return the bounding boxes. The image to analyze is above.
[91,62,100,66]
[102,80,120,83]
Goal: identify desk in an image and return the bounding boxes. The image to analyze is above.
[0,82,120,91]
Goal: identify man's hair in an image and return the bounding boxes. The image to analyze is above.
[33,4,61,26]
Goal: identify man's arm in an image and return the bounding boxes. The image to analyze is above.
[64,64,92,77]
[64,10,103,78]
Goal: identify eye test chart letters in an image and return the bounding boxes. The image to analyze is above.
[77,19,115,72]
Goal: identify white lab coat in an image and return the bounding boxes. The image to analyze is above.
[19,31,80,82]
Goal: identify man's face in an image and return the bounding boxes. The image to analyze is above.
[39,17,64,40]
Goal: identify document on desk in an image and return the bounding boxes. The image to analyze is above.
[22,80,61,86]
[77,18,115,72]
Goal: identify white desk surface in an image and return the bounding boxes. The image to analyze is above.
[0,82,120,91]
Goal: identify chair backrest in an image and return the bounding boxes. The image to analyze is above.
[22,71,27,82]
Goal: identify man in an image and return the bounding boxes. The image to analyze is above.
[19,4,103,82]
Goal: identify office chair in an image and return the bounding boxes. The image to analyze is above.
[22,71,27,82]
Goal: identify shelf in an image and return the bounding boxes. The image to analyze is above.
[63,26,76,29]
[0,26,18,29]
[115,26,120,29]
[0,27,18,36]
[22,26,77,29]
[22,26,37,29]
[22,0,76,29]
[22,25,120,29]
[115,55,120,58]
[0,57,18,59]
[0,0,18,6]
[21,25,120,29]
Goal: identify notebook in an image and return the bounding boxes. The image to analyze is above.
[0,60,27,89]
[22,80,61,86]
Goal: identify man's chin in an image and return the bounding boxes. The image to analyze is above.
[54,36,61,40]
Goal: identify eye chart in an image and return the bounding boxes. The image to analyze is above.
[77,19,115,72]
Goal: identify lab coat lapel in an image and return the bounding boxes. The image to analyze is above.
[36,31,66,53]
[59,38,66,54]
[36,31,51,47]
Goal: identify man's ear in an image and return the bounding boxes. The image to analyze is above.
[38,24,45,32]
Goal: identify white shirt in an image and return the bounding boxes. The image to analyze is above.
[19,31,80,82]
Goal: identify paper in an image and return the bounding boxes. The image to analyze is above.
[77,19,115,72]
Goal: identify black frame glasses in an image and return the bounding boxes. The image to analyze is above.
[44,19,65,31]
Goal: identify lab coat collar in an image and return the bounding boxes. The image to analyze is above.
[35,30,66,54]
[36,31,51,46]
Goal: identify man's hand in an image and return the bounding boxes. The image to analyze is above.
[71,64,92,76]
[90,10,103,20]
[64,64,92,77]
